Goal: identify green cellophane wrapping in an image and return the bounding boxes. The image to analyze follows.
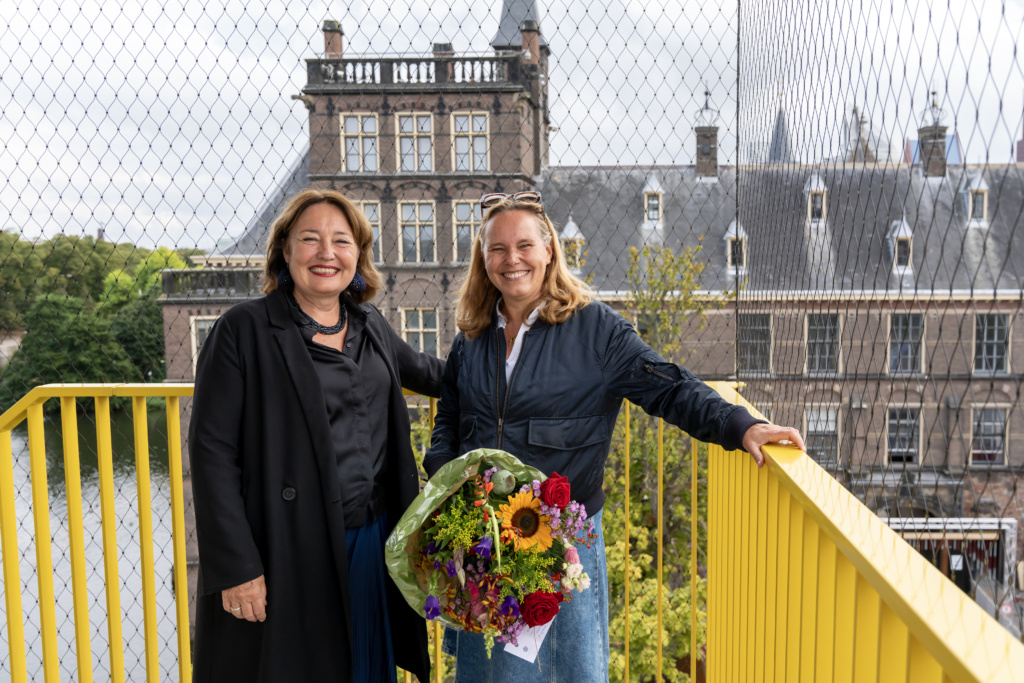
[384,449,546,629]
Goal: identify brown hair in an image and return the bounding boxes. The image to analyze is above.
[456,198,592,339]
[261,188,382,303]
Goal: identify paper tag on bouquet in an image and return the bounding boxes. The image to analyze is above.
[504,618,553,663]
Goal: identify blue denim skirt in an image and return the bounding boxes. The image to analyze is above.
[443,509,609,683]
[346,511,398,683]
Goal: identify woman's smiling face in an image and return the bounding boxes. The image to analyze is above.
[283,202,359,302]
[482,209,553,310]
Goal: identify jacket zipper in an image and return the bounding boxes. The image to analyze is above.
[495,327,526,450]
[644,362,676,382]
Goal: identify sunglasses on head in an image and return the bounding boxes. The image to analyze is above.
[480,191,543,209]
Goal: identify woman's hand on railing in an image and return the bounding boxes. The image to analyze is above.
[222,575,268,622]
[741,423,805,468]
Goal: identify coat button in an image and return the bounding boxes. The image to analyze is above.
[282,487,297,501]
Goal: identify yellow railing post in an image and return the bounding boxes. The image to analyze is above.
[623,402,630,677]
[166,395,193,682]
[131,396,161,682]
[656,417,663,681]
[27,402,60,683]
[60,396,94,683]
[95,395,127,683]
[0,428,27,683]
[689,436,697,683]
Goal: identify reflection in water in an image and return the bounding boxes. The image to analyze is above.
[1,409,184,682]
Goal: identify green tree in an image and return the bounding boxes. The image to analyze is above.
[0,231,55,329]
[0,294,140,411]
[110,291,166,381]
[604,244,729,682]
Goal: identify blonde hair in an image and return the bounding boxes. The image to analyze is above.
[261,188,382,303]
[456,198,592,339]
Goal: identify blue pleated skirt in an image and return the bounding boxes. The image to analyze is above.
[346,511,398,683]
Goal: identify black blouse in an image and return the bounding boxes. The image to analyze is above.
[288,295,392,528]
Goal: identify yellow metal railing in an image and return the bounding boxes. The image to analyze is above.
[3,382,1024,682]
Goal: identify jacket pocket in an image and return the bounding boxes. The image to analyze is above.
[459,414,478,444]
[528,415,610,451]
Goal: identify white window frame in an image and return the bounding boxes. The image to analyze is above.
[644,192,662,222]
[969,189,988,222]
[401,307,440,356]
[451,112,489,172]
[736,312,772,375]
[397,113,434,172]
[727,236,746,270]
[804,406,839,466]
[808,190,826,222]
[190,315,219,371]
[970,405,1008,466]
[341,113,378,172]
[887,405,921,465]
[398,201,437,263]
[974,313,1010,374]
[805,313,841,375]
[452,200,482,262]
[359,201,382,263]
[894,236,912,268]
[888,312,924,374]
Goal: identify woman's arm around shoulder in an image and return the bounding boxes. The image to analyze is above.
[367,304,444,397]
[188,313,265,595]
[421,334,465,477]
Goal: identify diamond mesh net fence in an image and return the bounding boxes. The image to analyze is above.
[1,0,1023,680]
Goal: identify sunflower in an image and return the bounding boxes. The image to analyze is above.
[497,490,553,552]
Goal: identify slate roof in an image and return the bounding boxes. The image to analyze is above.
[491,0,547,50]
[539,164,1024,295]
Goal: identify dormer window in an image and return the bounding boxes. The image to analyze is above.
[645,192,662,222]
[560,214,586,273]
[895,237,911,267]
[728,237,746,269]
[970,190,987,221]
[809,191,825,221]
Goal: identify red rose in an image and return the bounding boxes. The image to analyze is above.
[521,590,563,627]
[540,472,571,509]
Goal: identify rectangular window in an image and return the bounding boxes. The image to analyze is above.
[810,191,825,220]
[191,316,219,370]
[975,314,1008,373]
[895,237,911,267]
[399,202,435,263]
[398,113,433,172]
[402,308,439,355]
[453,201,482,261]
[805,407,838,465]
[972,408,1006,465]
[342,114,378,172]
[806,313,839,374]
[645,193,661,222]
[360,202,381,262]
[729,237,745,269]
[737,313,771,374]
[888,407,920,463]
[889,313,922,373]
[971,191,986,220]
[453,113,489,172]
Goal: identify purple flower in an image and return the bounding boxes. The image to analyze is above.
[426,541,438,555]
[424,595,441,619]
[472,535,493,559]
[499,594,520,617]
[445,560,457,578]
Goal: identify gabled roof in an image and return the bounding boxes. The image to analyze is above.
[768,107,793,164]
[491,0,547,50]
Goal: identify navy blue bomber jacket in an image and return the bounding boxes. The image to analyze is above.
[423,301,762,514]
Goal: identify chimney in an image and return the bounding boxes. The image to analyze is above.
[433,43,454,83]
[919,90,947,177]
[695,127,719,177]
[433,42,454,57]
[323,20,343,59]
[520,20,540,65]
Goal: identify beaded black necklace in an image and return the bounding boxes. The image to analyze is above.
[289,291,347,335]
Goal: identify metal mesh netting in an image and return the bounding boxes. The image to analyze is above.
[1,0,1023,680]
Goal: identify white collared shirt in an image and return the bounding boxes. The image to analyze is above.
[496,301,542,382]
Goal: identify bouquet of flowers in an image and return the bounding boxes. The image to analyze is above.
[385,449,596,654]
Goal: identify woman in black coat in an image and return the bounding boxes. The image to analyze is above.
[189,188,443,682]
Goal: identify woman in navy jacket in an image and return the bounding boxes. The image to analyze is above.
[423,192,803,682]
[189,189,442,682]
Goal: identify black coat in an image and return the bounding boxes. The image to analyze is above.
[189,288,443,682]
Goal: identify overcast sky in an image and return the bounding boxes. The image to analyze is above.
[0,0,1021,250]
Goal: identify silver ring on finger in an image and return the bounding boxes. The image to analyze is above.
[230,606,241,611]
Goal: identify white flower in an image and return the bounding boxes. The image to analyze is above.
[578,573,591,591]
[565,563,583,580]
